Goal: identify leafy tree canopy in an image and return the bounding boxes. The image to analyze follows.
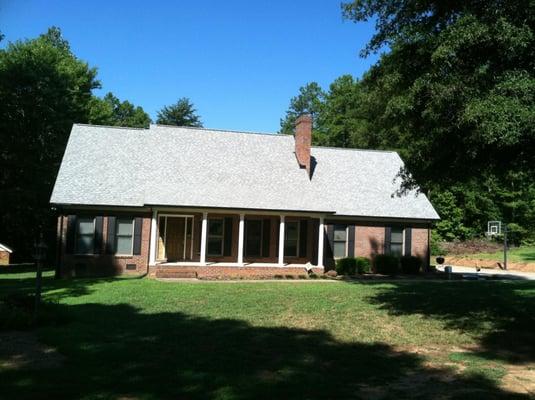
[279,82,326,136]
[156,98,203,127]
[280,2,535,242]
[342,0,535,191]
[0,27,100,259]
[89,92,151,128]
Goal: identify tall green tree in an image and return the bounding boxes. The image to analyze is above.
[320,75,385,148]
[340,0,535,241]
[280,77,381,148]
[342,0,535,190]
[0,27,99,260]
[279,82,326,140]
[156,98,202,127]
[89,92,151,128]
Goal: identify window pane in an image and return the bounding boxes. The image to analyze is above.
[78,219,94,235]
[334,241,346,258]
[334,225,347,241]
[246,220,262,257]
[390,243,403,256]
[76,218,94,254]
[285,222,299,240]
[207,238,222,255]
[246,238,261,257]
[116,236,132,254]
[209,220,223,236]
[284,240,298,257]
[76,235,93,254]
[117,219,133,236]
[391,228,404,243]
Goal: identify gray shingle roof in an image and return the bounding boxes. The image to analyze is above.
[50,124,439,220]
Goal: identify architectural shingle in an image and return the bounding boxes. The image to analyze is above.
[50,124,439,220]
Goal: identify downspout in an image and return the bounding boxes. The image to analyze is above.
[55,211,64,279]
[145,207,153,277]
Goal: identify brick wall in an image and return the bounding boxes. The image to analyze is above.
[325,223,430,268]
[411,228,429,261]
[58,213,151,277]
[355,226,385,258]
[150,265,324,279]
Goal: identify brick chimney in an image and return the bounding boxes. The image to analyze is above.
[294,114,312,178]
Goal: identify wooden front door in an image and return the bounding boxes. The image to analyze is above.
[165,217,186,261]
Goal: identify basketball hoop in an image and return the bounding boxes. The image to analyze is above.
[487,221,508,271]
[487,221,501,237]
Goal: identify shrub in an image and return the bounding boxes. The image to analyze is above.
[400,256,422,274]
[335,258,357,275]
[355,257,371,274]
[430,231,447,256]
[374,254,399,274]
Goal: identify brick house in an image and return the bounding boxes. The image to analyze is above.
[50,115,439,278]
[0,243,13,265]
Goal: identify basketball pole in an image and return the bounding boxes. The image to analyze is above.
[503,224,508,271]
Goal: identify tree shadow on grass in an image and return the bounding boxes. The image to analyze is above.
[366,281,535,364]
[0,301,529,400]
[0,273,100,301]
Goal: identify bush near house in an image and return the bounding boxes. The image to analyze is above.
[356,257,371,274]
[336,257,357,275]
[374,255,399,275]
[400,256,422,274]
[336,257,372,275]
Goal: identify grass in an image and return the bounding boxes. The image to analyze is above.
[1,270,534,399]
[462,246,535,263]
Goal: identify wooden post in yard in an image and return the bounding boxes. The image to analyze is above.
[503,224,508,271]
[32,233,47,320]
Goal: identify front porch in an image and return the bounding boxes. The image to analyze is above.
[150,262,324,280]
[148,208,327,273]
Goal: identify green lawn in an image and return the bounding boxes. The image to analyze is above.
[462,246,535,263]
[1,271,534,399]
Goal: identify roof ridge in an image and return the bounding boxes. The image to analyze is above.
[150,123,285,137]
[74,123,148,131]
[312,145,397,154]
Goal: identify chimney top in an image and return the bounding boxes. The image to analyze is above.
[294,114,312,179]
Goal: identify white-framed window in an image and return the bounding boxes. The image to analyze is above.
[284,221,299,257]
[333,225,348,259]
[76,217,95,254]
[207,218,224,256]
[115,218,134,255]
[390,227,404,256]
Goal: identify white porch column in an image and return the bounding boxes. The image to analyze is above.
[237,214,245,265]
[200,212,208,265]
[149,209,158,266]
[278,215,285,266]
[317,216,325,268]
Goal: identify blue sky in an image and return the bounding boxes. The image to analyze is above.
[1,0,378,132]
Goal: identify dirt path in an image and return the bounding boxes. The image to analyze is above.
[445,256,535,272]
